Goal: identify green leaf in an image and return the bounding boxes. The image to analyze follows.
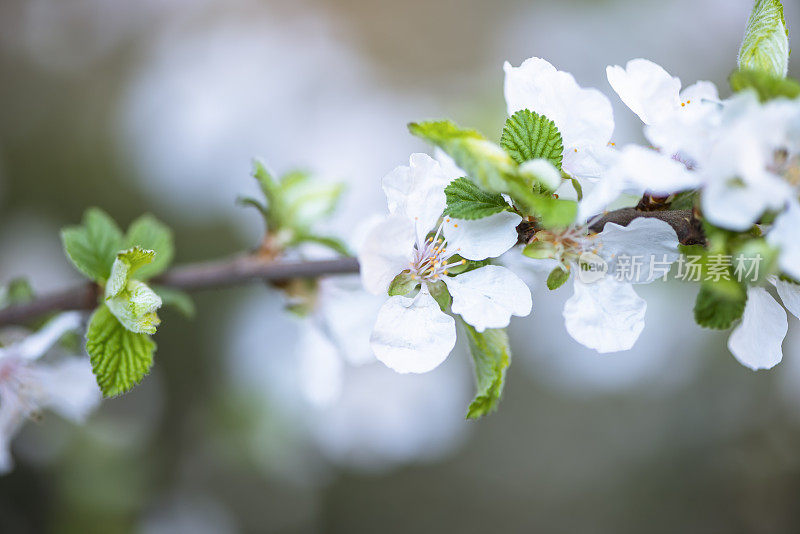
[409,120,515,193]
[738,0,789,78]
[106,247,156,298]
[461,321,511,419]
[288,233,351,256]
[388,272,419,296]
[126,214,174,279]
[443,177,510,220]
[523,240,556,259]
[85,305,156,397]
[0,278,34,309]
[729,69,800,101]
[61,208,125,282]
[694,282,747,330]
[153,286,195,318]
[546,267,570,290]
[500,109,564,169]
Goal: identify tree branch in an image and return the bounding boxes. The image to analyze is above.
[0,256,360,326]
[0,204,706,327]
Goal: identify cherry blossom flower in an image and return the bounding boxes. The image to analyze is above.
[359,153,532,373]
[525,218,680,353]
[0,312,101,473]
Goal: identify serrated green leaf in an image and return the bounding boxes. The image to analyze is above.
[461,321,511,419]
[85,305,156,397]
[694,283,747,330]
[61,208,125,282]
[501,109,564,169]
[126,214,174,279]
[153,286,195,318]
[729,69,800,101]
[443,177,510,220]
[738,0,789,78]
[388,272,419,296]
[546,267,570,290]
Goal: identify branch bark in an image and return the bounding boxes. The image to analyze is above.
[0,256,359,326]
[0,205,705,327]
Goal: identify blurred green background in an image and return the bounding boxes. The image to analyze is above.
[2,0,800,532]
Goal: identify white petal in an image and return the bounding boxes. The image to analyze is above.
[504,58,614,178]
[728,287,787,370]
[773,277,800,320]
[32,358,101,422]
[0,391,26,474]
[14,312,82,361]
[358,215,415,295]
[434,148,467,181]
[577,173,625,221]
[382,153,451,243]
[606,59,681,125]
[443,211,521,261]
[443,265,532,332]
[317,277,381,366]
[598,217,680,284]
[612,145,702,195]
[563,277,646,353]
[768,202,800,282]
[370,288,456,374]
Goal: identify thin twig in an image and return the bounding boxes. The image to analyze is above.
[0,256,360,326]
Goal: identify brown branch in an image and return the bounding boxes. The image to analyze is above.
[0,256,360,326]
[0,203,705,327]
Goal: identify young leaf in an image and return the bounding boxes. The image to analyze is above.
[126,214,174,279]
[0,278,34,309]
[443,177,510,220]
[694,283,747,330]
[105,248,163,334]
[501,109,564,169]
[61,208,125,282]
[85,305,156,397]
[729,69,800,101]
[461,321,511,419]
[738,0,789,78]
[153,286,196,318]
[546,267,570,290]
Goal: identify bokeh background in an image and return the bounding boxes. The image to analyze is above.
[2,0,800,532]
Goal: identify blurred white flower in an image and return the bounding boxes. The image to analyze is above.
[504,56,615,182]
[360,153,530,373]
[525,218,679,353]
[0,312,101,473]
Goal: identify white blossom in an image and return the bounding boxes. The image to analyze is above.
[359,153,532,373]
[0,312,101,473]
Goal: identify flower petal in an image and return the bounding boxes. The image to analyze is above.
[504,58,614,179]
[14,312,82,361]
[728,287,787,370]
[370,287,456,374]
[598,217,680,284]
[563,277,646,353]
[358,215,415,295]
[606,59,681,125]
[443,265,532,332]
[297,324,344,408]
[443,211,522,261]
[31,359,101,422]
[773,277,800,320]
[768,202,800,282]
[382,153,452,243]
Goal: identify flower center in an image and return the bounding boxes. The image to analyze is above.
[409,220,465,282]
[534,225,598,265]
